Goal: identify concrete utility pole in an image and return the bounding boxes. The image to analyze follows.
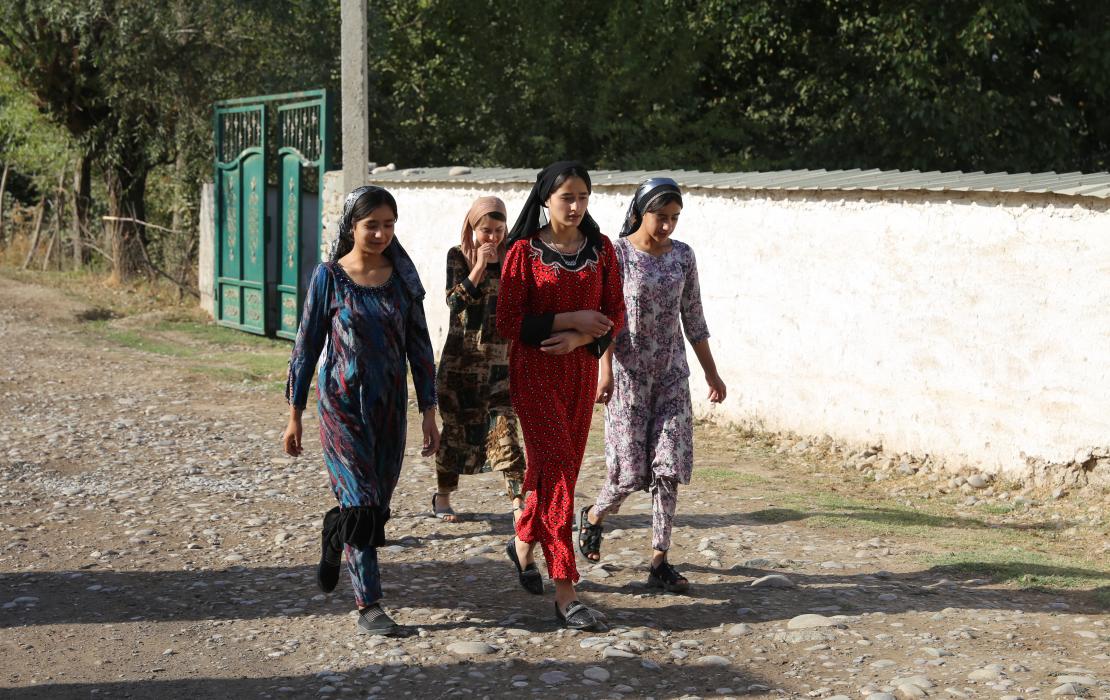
[341,0,370,193]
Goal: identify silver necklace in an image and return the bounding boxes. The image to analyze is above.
[543,232,587,269]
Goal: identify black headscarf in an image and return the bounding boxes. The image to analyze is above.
[506,160,602,246]
[329,185,426,301]
[619,177,683,237]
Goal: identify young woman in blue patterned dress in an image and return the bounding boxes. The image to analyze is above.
[282,185,440,636]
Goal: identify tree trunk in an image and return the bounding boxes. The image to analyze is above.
[21,192,48,269]
[41,228,58,271]
[0,162,10,246]
[71,155,90,268]
[105,163,148,283]
[43,168,67,271]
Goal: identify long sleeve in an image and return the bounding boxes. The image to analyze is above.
[496,239,552,345]
[680,245,711,344]
[286,263,334,409]
[444,247,481,315]
[585,237,627,357]
[406,296,438,411]
[599,237,626,337]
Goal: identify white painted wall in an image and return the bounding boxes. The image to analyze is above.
[295,172,1110,484]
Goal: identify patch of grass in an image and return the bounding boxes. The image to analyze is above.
[977,502,1016,515]
[924,548,1110,594]
[695,467,768,486]
[101,329,200,358]
[745,507,804,524]
[152,319,289,350]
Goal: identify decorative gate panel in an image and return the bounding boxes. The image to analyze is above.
[214,105,265,334]
[213,90,331,339]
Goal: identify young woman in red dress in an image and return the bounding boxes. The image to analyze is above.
[496,161,625,630]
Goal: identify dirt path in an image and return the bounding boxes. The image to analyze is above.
[0,271,1107,700]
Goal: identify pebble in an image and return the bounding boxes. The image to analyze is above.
[694,655,731,667]
[968,665,1004,682]
[749,574,795,588]
[602,646,638,659]
[446,642,497,656]
[786,614,840,629]
[538,670,570,685]
[582,666,610,682]
[1054,676,1096,686]
[1050,684,1080,696]
[727,623,753,636]
[896,685,927,699]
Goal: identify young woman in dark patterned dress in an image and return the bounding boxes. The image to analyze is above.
[432,196,526,523]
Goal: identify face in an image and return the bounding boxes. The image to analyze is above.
[640,200,682,242]
[545,176,590,228]
[473,215,507,247]
[352,206,396,254]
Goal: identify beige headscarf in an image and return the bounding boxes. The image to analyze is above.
[460,196,508,268]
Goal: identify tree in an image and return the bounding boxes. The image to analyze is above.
[0,0,340,281]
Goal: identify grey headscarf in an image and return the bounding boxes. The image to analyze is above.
[329,185,426,300]
[619,177,683,237]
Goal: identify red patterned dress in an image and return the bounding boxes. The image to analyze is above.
[496,234,625,582]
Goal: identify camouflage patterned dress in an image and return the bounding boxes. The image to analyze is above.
[435,245,525,500]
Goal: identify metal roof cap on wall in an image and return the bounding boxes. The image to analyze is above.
[367,166,1110,200]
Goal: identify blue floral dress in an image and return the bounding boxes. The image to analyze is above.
[287,259,437,606]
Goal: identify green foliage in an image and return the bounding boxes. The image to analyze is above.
[0,68,73,194]
[4,0,1110,272]
[364,0,1110,173]
[0,0,339,275]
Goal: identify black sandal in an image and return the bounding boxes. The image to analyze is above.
[555,600,606,631]
[431,493,457,521]
[578,506,603,561]
[505,538,544,595]
[647,559,690,593]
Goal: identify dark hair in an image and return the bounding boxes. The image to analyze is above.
[645,191,683,213]
[547,165,593,198]
[350,187,399,223]
[481,211,507,222]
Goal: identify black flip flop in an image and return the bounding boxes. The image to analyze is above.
[505,538,544,595]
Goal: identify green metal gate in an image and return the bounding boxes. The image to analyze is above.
[213,90,333,338]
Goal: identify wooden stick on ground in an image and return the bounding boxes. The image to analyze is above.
[101,214,200,298]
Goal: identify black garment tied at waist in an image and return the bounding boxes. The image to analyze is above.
[321,505,391,554]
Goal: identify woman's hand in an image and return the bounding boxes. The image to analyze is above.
[281,412,303,456]
[540,330,591,355]
[595,369,614,404]
[572,310,613,338]
[706,372,727,403]
[476,242,498,265]
[421,408,441,457]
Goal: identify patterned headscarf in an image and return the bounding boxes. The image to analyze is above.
[329,185,426,300]
[619,177,683,237]
[506,161,602,246]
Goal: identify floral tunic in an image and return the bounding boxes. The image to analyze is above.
[605,237,710,486]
